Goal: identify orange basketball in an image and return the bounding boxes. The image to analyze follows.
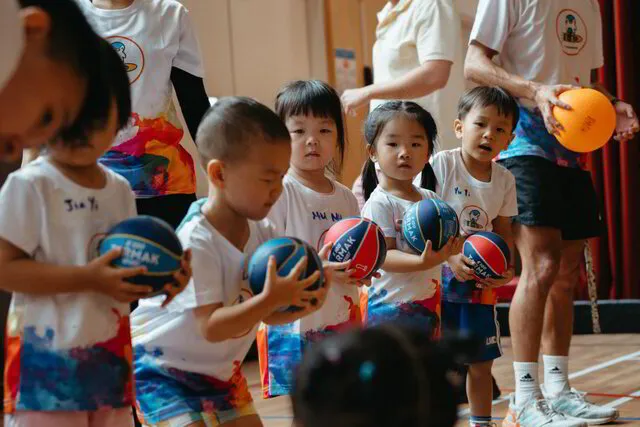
[552,88,616,153]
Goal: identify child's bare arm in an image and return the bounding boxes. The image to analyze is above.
[194,256,323,342]
[193,296,278,342]
[0,238,151,302]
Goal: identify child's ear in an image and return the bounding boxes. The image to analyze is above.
[206,159,225,188]
[20,7,51,42]
[367,144,378,163]
[454,119,464,139]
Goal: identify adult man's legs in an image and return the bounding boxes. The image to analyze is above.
[503,225,586,427]
[541,240,584,395]
[540,241,619,424]
[509,224,562,405]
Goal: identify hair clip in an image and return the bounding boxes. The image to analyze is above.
[359,360,376,382]
[324,346,341,364]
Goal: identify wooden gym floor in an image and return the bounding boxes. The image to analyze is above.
[247,334,640,426]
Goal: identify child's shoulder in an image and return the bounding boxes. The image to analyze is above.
[432,148,460,163]
[491,161,516,187]
[103,167,133,192]
[143,0,188,17]
[417,187,439,200]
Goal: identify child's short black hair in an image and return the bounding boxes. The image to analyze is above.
[457,86,520,130]
[56,39,131,147]
[292,324,460,427]
[361,101,438,201]
[196,97,290,167]
[275,80,346,173]
[19,0,116,143]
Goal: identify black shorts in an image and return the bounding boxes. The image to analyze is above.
[497,156,603,241]
[135,193,197,230]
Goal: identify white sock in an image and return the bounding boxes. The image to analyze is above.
[543,355,570,396]
[514,362,541,407]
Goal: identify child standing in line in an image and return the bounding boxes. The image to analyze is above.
[257,80,373,399]
[433,86,519,427]
[131,97,333,427]
[361,101,459,337]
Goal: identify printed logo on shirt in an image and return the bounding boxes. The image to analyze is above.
[556,9,587,56]
[107,36,145,84]
[459,205,489,235]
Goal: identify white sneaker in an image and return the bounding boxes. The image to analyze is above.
[542,386,620,425]
[502,394,587,427]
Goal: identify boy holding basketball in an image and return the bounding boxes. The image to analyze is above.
[433,86,520,427]
[130,97,331,427]
[0,44,190,427]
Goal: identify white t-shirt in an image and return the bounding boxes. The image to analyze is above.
[0,157,137,412]
[431,149,517,304]
[0,0,23,91]
[361,186,442,330]
[257,174,361,397]
[431,148,518,235]
[78,0,204,197]
[131,200,275,383]
[371,0,465,149]
[472,0,604,167]
[470,0,604,108]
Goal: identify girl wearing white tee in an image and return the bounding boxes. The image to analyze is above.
[361,101,460,338]
[257,81,370,398]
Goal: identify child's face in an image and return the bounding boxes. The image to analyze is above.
[370,116,430,182]
[47,99,118,167]
[0,10,86,161]
[455,105,515,163]
[285,115,337,173]
[218,139,291,221]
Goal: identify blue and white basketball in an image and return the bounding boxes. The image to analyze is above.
[247,237,324,312]
[402,199,459,253]
[463,231,510,280]
[98,216,183,296]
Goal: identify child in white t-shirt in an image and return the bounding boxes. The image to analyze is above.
[434,86,519,427]
[0,47,190,427]
[131,97,332,427]
[257,80,373,398]
[361,101,460,337]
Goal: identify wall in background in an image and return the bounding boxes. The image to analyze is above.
[177,0,480,194]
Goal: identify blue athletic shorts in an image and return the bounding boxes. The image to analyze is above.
[442,301,502,362]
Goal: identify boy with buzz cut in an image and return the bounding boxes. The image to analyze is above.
[131,97,332,427]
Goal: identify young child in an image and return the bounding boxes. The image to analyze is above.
[0,45,190,427]
[360,101,458,336]
[292,323,460,427]
[257,80,370,399]
[2,0,115,160]
[433,86,519,427]
[130,97,332,427]
[78,0,210,229]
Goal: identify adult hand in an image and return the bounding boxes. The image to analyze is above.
[341,87,371,116]
[613,101,639,142]
[533,84,577,135]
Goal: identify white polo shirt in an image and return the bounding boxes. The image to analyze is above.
[371,0,465,150]
[0,0,23,91]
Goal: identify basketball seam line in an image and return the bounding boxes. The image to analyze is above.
[349,220,375,277]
